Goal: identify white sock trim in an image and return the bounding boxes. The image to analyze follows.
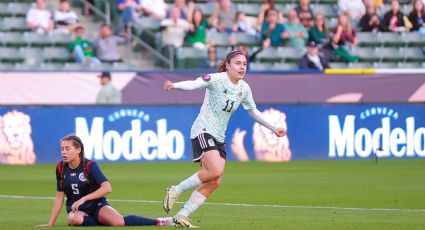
[174,172,202,194]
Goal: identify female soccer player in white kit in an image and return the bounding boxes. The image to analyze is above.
[162,50,287,228]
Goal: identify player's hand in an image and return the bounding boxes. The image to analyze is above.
[163,80,174,91]
[35,223,53,227]
[71,198,86,212]
[275,128,287,137]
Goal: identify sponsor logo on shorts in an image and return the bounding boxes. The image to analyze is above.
[208,139,215,147]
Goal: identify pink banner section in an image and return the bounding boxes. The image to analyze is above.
[123,72,425,104]
[0,72,424,105]
[0,72,135,105]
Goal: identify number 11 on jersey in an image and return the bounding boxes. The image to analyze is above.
[222,100,234,112]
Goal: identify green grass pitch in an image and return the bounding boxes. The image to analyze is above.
[0,159,424,229]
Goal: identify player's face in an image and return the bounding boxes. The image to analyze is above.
[61,140,81,163]
[226,54,247,82]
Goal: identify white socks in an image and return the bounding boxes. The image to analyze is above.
[156,217,173,226]
[174,173,202,194]
[177,190,207,218]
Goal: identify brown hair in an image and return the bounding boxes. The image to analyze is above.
[59,135,89,190]
[216,50,246,72]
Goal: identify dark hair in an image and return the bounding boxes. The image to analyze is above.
[216,50,246,72]
[191,7,204,27]
[59,135,89,190]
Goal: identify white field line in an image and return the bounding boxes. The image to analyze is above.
[0,194,424,213]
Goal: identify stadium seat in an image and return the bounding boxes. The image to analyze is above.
[350,62,373,68]
[351,47,379,62]
[49,33,73,47]
[312,4,337,18]
[273,62,299,70]
[255,47,285,63]
[378,32,404,47]
[232,32,261,46]
[7,2,31,17]
[377,47,402,62]
[330,62,349,68]
[43,47,71,63]
[0,47,24,62]
[194,3,214,16]
[40,62,65,71]
[24,32,50,47]
[1,17,28,32]
[250,62,273,71]
[374,62,398,68]
[403,33,425,47]
[0,32,26,46]
[134,17,161,31]
[398,62,423,68]
[280,47,304,62]
[19,47,44,65]
[175,47,207,69]
[217,46,231,60]
[112,62,136,71]
[0,3,8,17]
[64,62,89,70]
[0,62,14,70]
[357,32,380,47]
[237,4,262,16]
[400,47,425,62]
[208,32,232,46]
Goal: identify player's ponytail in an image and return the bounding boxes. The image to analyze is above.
[61,135,89,183]
[59,162,67,190]
[216,50,246,73]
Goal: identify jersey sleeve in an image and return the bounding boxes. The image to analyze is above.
[241,83,257,110]
[56,161,63,192]
[87,161,108,185]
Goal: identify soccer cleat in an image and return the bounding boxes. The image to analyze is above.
[172,214,199,228]
[163,186,179,213]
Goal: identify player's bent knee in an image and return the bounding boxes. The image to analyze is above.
[67,212,83,226]
[207,168,223,181]
[211,178,222,189]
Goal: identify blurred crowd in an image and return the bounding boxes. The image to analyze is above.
[23,0,425,69]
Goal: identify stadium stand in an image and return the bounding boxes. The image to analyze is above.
[0,0,424,70]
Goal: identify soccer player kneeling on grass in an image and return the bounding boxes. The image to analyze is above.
[162,50,287,228]
[36,135,174,227]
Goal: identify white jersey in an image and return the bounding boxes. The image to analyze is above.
[190,72,256,142]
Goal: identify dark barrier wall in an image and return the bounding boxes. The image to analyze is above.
[124,72,425,104]
[1,104,424,164]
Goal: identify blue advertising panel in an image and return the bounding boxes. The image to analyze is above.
[0,104,424,164]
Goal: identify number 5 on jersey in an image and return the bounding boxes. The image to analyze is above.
[71,183,79,195]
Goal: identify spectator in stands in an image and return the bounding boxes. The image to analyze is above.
[160,7,190,48]
[380,0,406,32]
[140,0,168,19]
[94,24,126,64]
[167,0,194,20]
[308,13,330,46]
[299,41,330,70]
[26,0,54,34]
[332,14,359,62]
[116,0,143,28]
[54,0,79,34]
[338,0,366,25]
[284,10,308,50]
[408,0,425,33]
[257,0,285,31]
[96,72,122,104]
[187,8,209,49]
[295,0,314,29]
[209,0,237,33]
[200,45,219,68]
[232,12,257,36]
[359,2,381,32]
[261,9,286,48]
[69,25,100,65]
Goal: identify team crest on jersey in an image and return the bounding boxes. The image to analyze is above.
[202,74,211,82]
[78,173,87,182]
[208,139,215,147]
[223,89,227,94]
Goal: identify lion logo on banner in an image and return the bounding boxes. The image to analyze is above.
[0,110,36,165]
[231,109,291,162]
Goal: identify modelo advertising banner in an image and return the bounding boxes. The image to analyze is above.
[0,104,424,164]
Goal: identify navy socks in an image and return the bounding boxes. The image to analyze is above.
[124,215,157,226]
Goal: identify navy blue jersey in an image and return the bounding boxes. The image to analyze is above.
[56,159,108,213]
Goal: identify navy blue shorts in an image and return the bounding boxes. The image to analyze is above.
[67,200,109,225]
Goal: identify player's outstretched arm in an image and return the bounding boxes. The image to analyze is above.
[247,109,287,137]
[163,78,207,91]
[36,191,65,227]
